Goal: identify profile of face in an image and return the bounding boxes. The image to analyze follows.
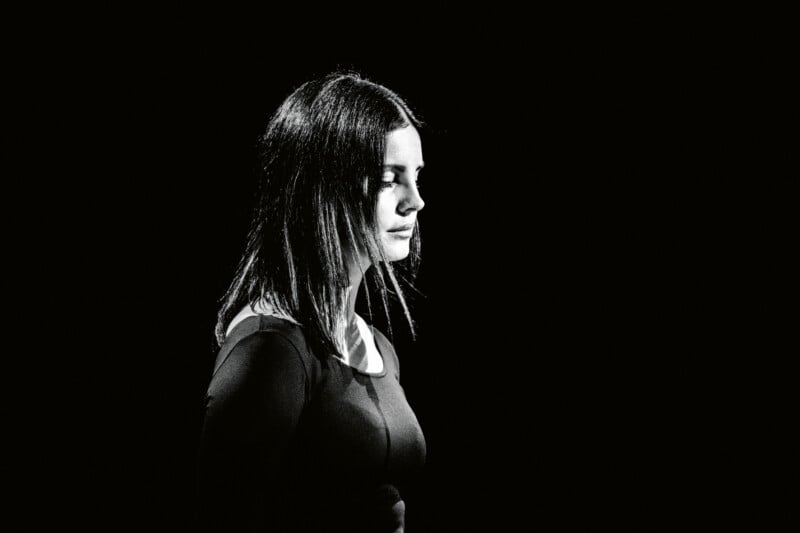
[377,125,426,262]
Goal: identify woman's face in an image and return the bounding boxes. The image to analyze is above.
[377,125,426,262]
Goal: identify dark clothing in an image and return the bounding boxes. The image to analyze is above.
[197,315,426,532]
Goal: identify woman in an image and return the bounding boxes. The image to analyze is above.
[197,72,427,532]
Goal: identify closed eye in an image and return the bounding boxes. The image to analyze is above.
[381,165,422,189]
[380,173,422,190]
[381,170,398,189]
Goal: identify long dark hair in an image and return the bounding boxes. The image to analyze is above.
[215,71,423,358]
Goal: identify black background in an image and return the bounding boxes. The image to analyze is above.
[9,8,794,531]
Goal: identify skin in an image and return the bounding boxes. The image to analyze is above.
[377,124,426,263]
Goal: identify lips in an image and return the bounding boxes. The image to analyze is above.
[388,224,415,232]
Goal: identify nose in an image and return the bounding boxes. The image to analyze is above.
[399,183,425,215]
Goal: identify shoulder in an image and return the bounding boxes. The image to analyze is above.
[203,317,317,429]
[212,315,317,382]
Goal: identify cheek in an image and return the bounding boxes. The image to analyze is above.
[376,192,396,230]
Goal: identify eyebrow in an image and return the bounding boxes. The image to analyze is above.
[383,163,425,172]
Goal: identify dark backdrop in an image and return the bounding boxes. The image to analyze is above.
[12,10,793,532]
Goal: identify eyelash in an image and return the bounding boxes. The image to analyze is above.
[380,176,421,189]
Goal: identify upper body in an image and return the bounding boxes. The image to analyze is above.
[197,312,426,532]
[199,71,428,532]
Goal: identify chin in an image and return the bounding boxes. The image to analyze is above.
[385,245,410,262]
[382,236,411,262]
[388,250,410,262]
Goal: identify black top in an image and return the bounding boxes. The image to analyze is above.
[197,315,426,532]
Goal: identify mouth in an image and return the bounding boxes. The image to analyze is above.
[388,224,414,233]
[387,225,414,239]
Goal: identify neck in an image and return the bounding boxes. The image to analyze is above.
[345,252,371,323]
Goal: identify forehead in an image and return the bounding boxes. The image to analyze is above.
[384,126,423,164]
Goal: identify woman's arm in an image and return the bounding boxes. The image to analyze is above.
[196,331,309,531]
